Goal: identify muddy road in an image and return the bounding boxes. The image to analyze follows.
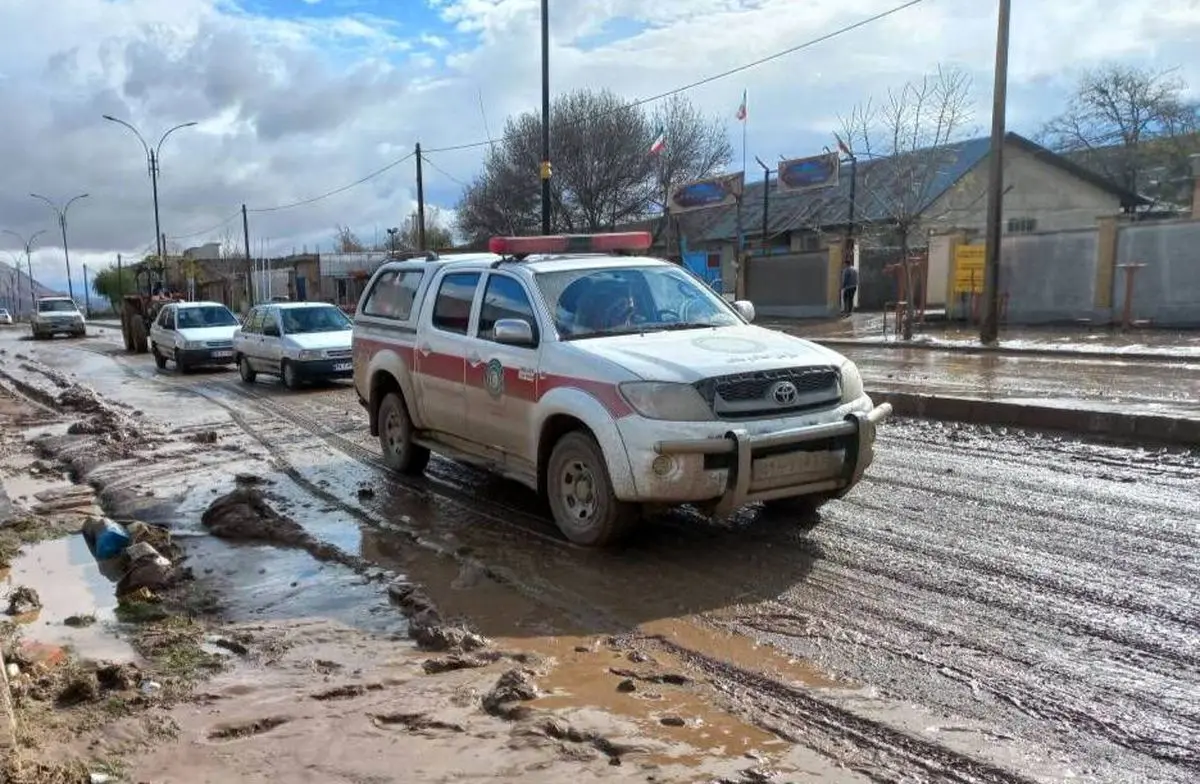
[5,327,1198,783]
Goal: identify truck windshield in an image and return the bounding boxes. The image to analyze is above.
[177,306,238,329]
[281,306,351,334]
[535,265,739,340]
[37,300,77,313]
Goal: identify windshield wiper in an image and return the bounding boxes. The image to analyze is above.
[646,322,717,332]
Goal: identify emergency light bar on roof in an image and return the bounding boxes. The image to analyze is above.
[487,231,653,257]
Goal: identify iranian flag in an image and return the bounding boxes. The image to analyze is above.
[736,89,747,122]
[649,127,666,155]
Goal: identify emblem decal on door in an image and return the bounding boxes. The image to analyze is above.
[484,358,505,399]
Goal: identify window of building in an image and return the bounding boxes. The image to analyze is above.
[362,269,425,320]
[478,274,538,343]
[1007,217,1038,234]
[431,273,480,335]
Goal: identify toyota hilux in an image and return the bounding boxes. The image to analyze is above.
[352,233,891,546]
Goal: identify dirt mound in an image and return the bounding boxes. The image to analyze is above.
[56,385,104,413]
[5,585,41,616]
[201,488,309,548]
[482,668,540,719]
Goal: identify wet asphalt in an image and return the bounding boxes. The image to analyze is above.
[4,326,1198,783]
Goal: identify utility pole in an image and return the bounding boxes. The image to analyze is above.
[116,254,124,302]
[979,0,1012,345]
[103,115,197,261]
[30,192,88,304]
[242,204,253,306]
[539,0,552,234]
[754,157,771,252]
[415,143,427,251]
[82,264,91,317]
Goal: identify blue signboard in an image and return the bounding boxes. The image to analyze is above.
[778,153,840,192]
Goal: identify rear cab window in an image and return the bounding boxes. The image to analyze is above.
[362,268,425,321]
[431,272,481,335]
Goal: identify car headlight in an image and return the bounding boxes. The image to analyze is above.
[184,340,206,349]
[839,361,865,403]
[298,350,323,361]
[618,382,714,421]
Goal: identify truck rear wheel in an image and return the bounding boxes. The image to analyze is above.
[378,392,429,475]
[546,431,636,547]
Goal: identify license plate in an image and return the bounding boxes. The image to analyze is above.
[752,450,843,485]
[212,350,233,358]
[333,362,352,372]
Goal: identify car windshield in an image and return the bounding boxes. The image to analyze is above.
[535,264,739,340]
[280,306,351,334]
[177,306,238,329]
[38,300,77,313]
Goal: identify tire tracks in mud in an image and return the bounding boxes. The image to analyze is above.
[48,340,1200,780]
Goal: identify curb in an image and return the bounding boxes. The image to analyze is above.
[815,337,1198,364]
[872,390,1200,448]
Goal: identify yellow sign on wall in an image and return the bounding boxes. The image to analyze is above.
[953,245,985,294]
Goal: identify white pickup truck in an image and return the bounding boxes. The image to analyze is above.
[352,232,891,546]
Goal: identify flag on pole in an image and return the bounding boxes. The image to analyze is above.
[736,89,747,122]
[649,127,666,155]
[834,132,852,157]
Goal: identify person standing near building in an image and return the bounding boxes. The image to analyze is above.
[841,259,859,316]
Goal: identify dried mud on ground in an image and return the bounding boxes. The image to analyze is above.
[0,359,828,783]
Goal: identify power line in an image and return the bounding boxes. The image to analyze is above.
[167,210,241,241]
[248,151,416,213]
[420,154,470,188]
[423,0,932,155]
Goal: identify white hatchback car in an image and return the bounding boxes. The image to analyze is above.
[233,302,353,389]
[149,301,240,373]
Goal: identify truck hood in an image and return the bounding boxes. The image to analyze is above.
[574,324,847,383]
[177,325,240,343]
[285,330,352,351]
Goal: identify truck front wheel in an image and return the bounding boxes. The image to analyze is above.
[546,431,636,547]
[378,392,430,475]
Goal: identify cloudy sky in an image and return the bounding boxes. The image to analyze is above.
[1,0,1198,297]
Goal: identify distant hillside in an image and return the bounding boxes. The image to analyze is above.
[1,265,66,317]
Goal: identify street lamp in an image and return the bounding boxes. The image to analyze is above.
[386,227,399,255]
[102,115,198,262]
[2,229,46,315]
[30,192,88,305]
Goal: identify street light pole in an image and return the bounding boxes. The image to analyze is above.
[30,192,88,305]
[539,0,552,234]
[102,115,198,261]
[980,0,1012,345]
[2,229,46,315]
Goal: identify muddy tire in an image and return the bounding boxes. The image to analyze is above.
[238,355,257,384]
[377,392,429,475]
[281,360,301,390]
[546,431,636,547]
[152,344,167,369]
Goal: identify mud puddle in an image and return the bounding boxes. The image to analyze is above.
[4,535,134,662]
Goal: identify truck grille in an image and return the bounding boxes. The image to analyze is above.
[695,366,841,419]
[206,340,233,349]
[325,348,352,359]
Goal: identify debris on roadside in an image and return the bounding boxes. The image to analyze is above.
[4,586,41,616]
[63,614,96,628]
[482,667,540,719]
[191,430,219,444]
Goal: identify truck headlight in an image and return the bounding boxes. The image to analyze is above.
[839,361,864,403]
[618,382,714,421]
[184,340,206,349]
[298,350,323,361]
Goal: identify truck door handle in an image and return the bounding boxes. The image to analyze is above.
[418,343,432,356]
[467,352,482,366]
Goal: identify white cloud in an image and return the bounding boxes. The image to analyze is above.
[1,0,1198,292]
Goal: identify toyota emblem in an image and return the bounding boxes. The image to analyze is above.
[770,381,799,405]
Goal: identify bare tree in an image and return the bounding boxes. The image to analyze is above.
[397,206,454,251]
[1040,65,1199,209]
[840,64,974,339]
[333,224,366,253]
[456,90,730,244]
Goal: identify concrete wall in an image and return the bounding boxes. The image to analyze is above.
[1114,219,1200,327]
[745,251,831,318]
[997,229,1100,323]
[923,143,1123,237]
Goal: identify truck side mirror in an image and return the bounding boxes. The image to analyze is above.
[733,300,756,323]
[493,318,536,347]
